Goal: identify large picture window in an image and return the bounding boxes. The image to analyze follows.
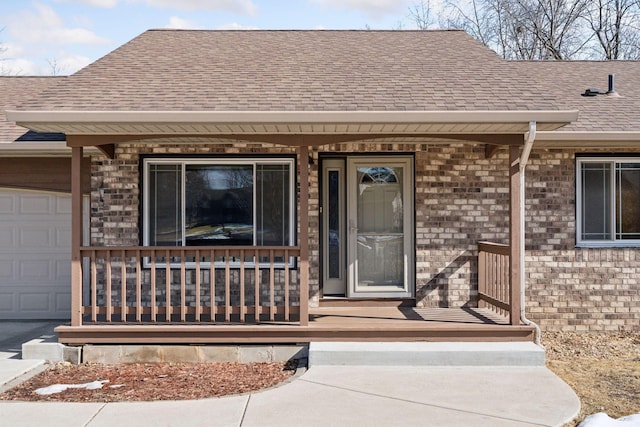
[144,158,295,249]
[577,157,640,246]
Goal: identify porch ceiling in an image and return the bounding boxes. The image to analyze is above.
[7,110,578,147]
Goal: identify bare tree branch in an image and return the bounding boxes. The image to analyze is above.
[441,0,593,60]
[584,0,640,59]
[408,0,434,29]
[47,58,67,76]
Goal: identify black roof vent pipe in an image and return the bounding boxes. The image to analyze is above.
[606,74,620,96]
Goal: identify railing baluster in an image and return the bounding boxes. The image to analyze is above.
[210,249,216,323]
[106,251,112,322]
[180,249,186,322]
[493,254,498,315]
[284,249,290,321]
[490,253,496,313]
[255,249,260,324]
[121,249,126,323]
[498,254,504,316]
[91,250,97,323]
[496,254,501,314]
[240,249,245,323]
[165,249,171,323]
[269,249,275,322]
[225,249,230,323]
[478,250,486,309]
[195,250,201,322]
[151,250,157,323]
[136,249,141,323]
[502,255,508,317]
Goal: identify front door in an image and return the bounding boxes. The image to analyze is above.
[322,156,414,298]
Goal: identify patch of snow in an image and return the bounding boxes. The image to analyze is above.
[578,412,640,426]
[34,380,109,395]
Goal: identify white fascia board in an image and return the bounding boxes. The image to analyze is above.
[0,140,101,156]
[536,131,640,142]
[6,110,579,126]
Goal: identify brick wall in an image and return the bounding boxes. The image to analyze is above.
[413,144,510,308]
[526,149,640,332]
[90,141,640,331]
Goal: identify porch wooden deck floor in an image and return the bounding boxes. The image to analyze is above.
[56,307,534,344]
[309,307,510,326]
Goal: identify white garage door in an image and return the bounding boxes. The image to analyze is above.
[0,189,72,319]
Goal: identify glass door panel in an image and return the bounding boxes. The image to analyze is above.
[322,159,346,295]
[347,157,413,298]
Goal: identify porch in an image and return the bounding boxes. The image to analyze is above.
[54,240,534,344]
[56,306,534,345]
[52,114,573,345]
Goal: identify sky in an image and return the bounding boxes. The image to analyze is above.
[0,0,436,76]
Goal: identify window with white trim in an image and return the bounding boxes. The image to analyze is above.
[143,158,295,250]
[577,157,640,246]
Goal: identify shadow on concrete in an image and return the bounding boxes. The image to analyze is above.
[0,321,59,360]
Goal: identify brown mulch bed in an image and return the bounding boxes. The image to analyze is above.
[542,331,640,426]
[1,331,638,416]
[0,361,297,402]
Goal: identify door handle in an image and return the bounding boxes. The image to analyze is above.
[349,220,358,234]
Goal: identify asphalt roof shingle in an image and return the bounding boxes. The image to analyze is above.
[8,30,640,136]
[15,29,563,113]
[511,61,640,133]
[0,76,65,142]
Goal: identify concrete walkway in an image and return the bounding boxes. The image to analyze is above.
[0,322,581,427]
[0,321,58,391]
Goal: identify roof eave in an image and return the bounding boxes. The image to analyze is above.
[6,110,579,135]
[536,131,640,148]
[0,140,101,156]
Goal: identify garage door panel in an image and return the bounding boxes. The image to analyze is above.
[19,260,52,279]
[0,286,70,319]
[0,260,14,279]
[55,227,72,246]
[20,292,51,311]
[56,292,71,311]
[0,189,74,319]
[55,260,71,281]
[0,227,15,246]
[19,194,51,214]
[0,292,13,311]
[0,195,15,214]
[56,197,71,214]
[20,228,54,247]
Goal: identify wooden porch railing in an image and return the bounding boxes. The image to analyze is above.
[477,242,513,320]
[77,246,302,325]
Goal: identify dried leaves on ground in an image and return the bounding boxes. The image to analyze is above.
[0,361,296,402]
[542,331,640,426]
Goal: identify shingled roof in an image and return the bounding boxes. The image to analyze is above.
[16,29,562,113]
[0,76,65,142]
[511,60,640,135]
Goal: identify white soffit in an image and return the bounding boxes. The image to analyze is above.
[6,110,579,135]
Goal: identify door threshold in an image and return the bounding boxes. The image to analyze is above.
[319,298,415,308]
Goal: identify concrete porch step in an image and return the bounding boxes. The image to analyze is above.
[308,341,545,367]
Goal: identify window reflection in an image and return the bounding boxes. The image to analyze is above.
[185,165,253,246]
[149,164,182,246]
[146,160,293,249]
